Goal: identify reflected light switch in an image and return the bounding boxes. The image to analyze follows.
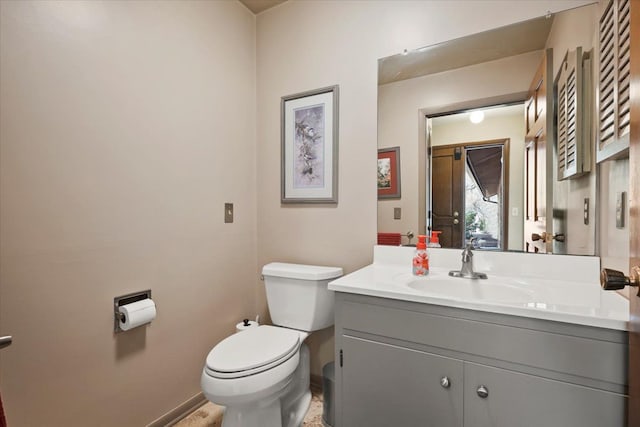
[616,193,625,229]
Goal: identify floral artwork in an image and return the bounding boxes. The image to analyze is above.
[281,85,338,203]
[377,147,401,199]
[294,105,324,188]
[377,157,391,189]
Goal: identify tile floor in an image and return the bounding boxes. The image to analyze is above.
[174,388,325,427]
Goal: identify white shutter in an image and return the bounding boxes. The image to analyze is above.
[617,0,630,138]
[556,47,591,180]
[599,0,616,147]
[596,0,631,161]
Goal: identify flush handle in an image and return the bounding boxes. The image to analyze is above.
[600,267,640,296]
[0,336,12,350]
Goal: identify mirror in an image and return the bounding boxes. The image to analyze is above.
[377,3,598,256]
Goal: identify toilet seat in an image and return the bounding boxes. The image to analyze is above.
[205,325,301,379]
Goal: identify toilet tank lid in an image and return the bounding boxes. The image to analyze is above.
[262,262,343,281]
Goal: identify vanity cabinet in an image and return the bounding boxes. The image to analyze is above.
[334,292,628,427]
[342,336,463,427]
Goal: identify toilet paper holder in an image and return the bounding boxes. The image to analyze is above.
[114,290,152,333]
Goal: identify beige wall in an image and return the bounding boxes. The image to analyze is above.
[0,1,256,425]
[256,0,592,380]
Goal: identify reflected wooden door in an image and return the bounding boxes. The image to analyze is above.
[432,145,464,248]
[523,49,553,253]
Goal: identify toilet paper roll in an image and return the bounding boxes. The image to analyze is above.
[119,299,156,331]
[236,319,259,333]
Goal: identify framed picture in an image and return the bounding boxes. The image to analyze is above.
[378,147,401,199]
[281,85,339,204]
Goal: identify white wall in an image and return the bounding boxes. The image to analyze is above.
[0,1,256,425]
[257,0,592,379]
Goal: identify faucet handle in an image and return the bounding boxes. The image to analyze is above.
[465,238,477,250]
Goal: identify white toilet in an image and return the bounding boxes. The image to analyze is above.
[201,262,343,427]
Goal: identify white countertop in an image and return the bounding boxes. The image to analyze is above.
[328,246,629,331]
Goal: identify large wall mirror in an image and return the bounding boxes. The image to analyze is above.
[377,3,599,256]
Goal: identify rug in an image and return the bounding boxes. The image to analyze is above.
[175,388,326,427]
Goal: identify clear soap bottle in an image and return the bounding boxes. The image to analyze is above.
[412,235,429,276]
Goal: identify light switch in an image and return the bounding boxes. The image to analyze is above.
[394,207,401,220]
[225,203,234,223]
[512,207,518,217]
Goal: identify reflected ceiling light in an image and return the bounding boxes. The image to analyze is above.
[469,111,485,124]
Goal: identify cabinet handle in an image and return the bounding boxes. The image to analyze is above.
[440,376,451,389]
[476,385,489,398]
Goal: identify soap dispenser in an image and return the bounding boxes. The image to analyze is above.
[412,235,429,276]
[428,231,442,248]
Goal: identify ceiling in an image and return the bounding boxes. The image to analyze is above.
[378,14,554,85]
[238,0,287,14]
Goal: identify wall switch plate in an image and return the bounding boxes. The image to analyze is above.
[512,207,518,217]
[616,192,625,229]
[225,203,234,223]
[394,207,401,220]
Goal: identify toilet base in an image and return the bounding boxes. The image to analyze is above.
[214,343,312,427]
[222,399,283,427]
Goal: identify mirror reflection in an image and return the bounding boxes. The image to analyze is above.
[377,3,598,256]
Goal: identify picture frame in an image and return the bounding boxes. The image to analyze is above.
[281,85,339,204]
[378,146,401,199]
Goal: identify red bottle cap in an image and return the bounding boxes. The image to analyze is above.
[417,235,427,249]
[430,231,441,244]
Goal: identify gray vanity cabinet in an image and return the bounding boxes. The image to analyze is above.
[342,336,463,427]
[334,292,628,427]
[464,363,625,427]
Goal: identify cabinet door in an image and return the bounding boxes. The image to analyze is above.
[341,336,463,427]
[464,362,626,427]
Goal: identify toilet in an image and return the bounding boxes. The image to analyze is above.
[201,262,343,427]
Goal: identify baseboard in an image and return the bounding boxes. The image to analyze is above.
[310,373,323,392]
[147,392,208,427]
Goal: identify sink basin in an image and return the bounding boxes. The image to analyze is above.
[405,276,535,304]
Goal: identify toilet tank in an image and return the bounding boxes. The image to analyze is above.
[262,263,343,331]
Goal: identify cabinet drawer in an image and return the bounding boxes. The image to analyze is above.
[463,362,626,427]
[340,298,626,388]
[342,336,463,427]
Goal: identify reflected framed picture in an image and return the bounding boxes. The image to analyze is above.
[281,85,339,204]
[378,146,401,199]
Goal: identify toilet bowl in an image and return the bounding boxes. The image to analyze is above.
[200,263,342,427]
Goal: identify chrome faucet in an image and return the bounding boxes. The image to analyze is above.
[449,240,488,279]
